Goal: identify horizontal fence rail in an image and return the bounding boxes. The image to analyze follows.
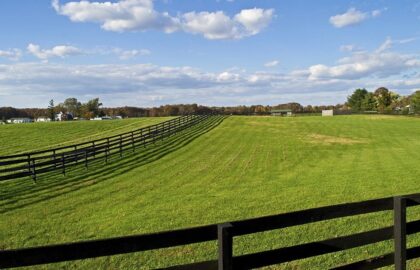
[0,115,216,182]
[1,194,419,269]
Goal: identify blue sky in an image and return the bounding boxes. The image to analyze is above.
[0,0,419,108]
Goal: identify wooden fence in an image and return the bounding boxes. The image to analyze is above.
[1,193,419,269]
[0,115,214,182]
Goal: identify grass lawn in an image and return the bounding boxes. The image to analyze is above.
[1,115,420,269]
[0,117,172,155]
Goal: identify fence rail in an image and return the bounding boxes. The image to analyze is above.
[0,115,214,182]
[1,193,419,269]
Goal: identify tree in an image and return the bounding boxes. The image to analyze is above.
[63,98,81,117]
[347,88,368,112]
[48,99,55,121]
[374,87,392,113]
[85,98,102,117]
[411,90,420,114]
[361,92,377,111]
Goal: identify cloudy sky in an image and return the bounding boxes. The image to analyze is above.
[0,0,419,108]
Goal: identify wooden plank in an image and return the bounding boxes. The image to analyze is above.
[230,197,394,236]
[233,219,420,269]
[0,225,217,268]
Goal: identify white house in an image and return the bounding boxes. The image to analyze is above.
[55,112,73,121]
[322,110,334,116]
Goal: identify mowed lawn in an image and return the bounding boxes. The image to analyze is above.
[1,115,420,269]
[0,117,172,155]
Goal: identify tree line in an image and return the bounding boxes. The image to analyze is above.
[1,88,419,120]
[0,99,346,120]
[347,87,420,114]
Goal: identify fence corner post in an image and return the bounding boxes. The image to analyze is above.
[218,223,233,270]
[394,196,407,270]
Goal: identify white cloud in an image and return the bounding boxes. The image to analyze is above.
[339,44,358,52]
[329,8,381,28]
[52,0,274,40]
[371,9,381,17]
[27,43,83,60]
[1,39,419,108]
[181,11,238,40]
[305,38,420,80]
[113,48,150,60]
[0,49,22,61]
[375,37,419,53]
[233,8,275,35]
[264,60,279,67]
[376,37,393,53]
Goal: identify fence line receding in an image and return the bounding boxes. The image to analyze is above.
[0,115,217,182]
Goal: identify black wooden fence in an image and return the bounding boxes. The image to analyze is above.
[0,115,214,182]
[1,193,419,269]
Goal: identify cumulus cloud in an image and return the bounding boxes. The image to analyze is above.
[0,49,22,61]
[1,39,419,107]
[329,8,382,28]
[52,0,274,40]
[305,39,420,80]
[27,43,83,60]
[264,60,279,67]
[233,8,274,35]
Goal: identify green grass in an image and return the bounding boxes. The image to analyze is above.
[1,115,420,269]
[0,117,172,155]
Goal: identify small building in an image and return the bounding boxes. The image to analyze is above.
[55,112,73,121]
[270,109,292,116]
[36,116,51,122]
[7,118,32,124]
[322,110,334,117]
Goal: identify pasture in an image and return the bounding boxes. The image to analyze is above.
[0,117,172,155]
[1,115,420,269]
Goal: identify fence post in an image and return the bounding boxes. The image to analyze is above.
[142,129,146,148]
[92,142,96,158]
[74,146,78,165]
[85,149,88,168]
[61,153,66,175]
[394,196,407,270]
[53,150,57,169]
[31,158,36,182]
[131,131,135,152]
[27,154,31,178]
[218,223,233,270]
[105,138,109,164]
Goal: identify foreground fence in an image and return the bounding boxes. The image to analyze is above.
[0,115,214,182]
[1,193,419,269]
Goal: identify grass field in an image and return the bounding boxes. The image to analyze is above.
[0,117,172,155]
[1,115,420,269]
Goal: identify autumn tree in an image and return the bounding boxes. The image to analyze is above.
[374,87,392,113]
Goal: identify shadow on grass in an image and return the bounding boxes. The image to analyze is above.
[0,116,227,213]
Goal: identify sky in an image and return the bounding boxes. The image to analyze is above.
[0,0,419,108]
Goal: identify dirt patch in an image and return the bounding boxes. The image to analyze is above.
[306,134,367,145]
